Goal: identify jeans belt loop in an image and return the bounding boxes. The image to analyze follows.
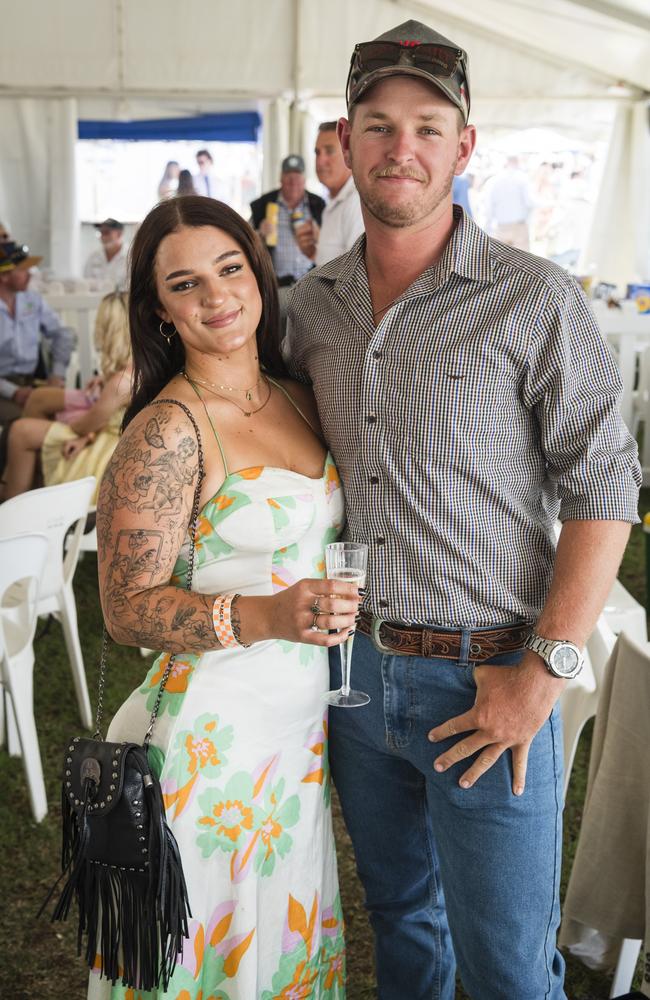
[371,616,393,654]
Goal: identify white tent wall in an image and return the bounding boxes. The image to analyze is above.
[0,0,648,279]
[580,99,650,285]
[0,98,79,275]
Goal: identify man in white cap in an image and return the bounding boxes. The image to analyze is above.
[0,240,74,425]
[83,218,128,289]
[287,18,639,1000]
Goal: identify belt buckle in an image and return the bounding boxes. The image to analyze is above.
[370,616,393,654]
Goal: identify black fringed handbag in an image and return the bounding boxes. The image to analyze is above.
[41,399,205,991]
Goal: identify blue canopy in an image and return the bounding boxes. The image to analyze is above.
[78,112,261,142]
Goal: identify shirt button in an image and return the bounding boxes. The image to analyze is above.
[379,599,389,609]
[376,537,385,545]
[372,350,382,359]
[369,476,379,485]
[367,415,377,424]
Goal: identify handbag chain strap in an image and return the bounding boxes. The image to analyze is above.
[94,397,205,746]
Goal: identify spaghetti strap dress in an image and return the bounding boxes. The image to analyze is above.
[88,383,346,999]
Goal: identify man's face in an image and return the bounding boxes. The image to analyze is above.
[197,155,211,175]
[315,130,351,196]
[99,226,122,251]
[339,76,475,230]
[280,170,306,208]
[3,268,31,292]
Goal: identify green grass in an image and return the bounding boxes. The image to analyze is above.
[2,496,649,998]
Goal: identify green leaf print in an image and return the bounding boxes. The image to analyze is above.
[146,743,165,781]
[172,713,234,781]
[196,774,258,858]
[267,495,298,532]
[272,542,300,566]
[277,639,318,668]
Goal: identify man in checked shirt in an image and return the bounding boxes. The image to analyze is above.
[286,18,641,1000]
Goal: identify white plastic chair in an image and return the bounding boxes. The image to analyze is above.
[0,533,50,821]
[0,477,96,729]
[560,612,616,799]
[631,343,650,470]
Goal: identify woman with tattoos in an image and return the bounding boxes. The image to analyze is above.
[90,197,355,999]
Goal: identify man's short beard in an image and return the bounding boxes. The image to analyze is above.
[356,159,458,229]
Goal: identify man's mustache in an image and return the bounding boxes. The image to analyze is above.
[372,167,426,182]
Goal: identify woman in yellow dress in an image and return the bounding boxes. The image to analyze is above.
[1,290,132,503]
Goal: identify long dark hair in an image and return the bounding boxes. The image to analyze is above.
[176,170,196,195]
[124,196,284,426]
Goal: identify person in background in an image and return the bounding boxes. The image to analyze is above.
[83,218,128,290]
[452,172,473,217]
[484,155,535,250]
[192,147,226,200]
[0,221,10,241]
[287,17,640,1000]
[0,240,73,426]
[294,121,364,266]
[1,291,131,503]
[250,155,325,288]
[157,160,180,200]
[176,169,198,196]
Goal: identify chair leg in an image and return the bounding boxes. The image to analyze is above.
[0,682,6,749]
[58,585,93,729]
[609,938,643,998]
[5,654,47,822]
[6,683,22,756]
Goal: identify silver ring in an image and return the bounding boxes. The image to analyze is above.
[311,611,322,631]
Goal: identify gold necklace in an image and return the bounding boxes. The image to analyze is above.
[183,371,272,418]
[184,369,262,401]
[372,295,400,318]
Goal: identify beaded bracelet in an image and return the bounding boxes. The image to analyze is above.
[212,593,250,648]
[230,594,251,647]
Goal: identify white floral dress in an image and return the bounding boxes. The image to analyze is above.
[88,452,346,1000]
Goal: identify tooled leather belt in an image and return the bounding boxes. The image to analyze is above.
[357,611,531,662]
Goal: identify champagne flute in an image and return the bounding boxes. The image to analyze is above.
[324,542,370,708]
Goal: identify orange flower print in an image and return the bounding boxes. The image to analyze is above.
[322,949,345,990]
[273,959,319,999]
[207,800,254,842]
[149,653,194,694]
[185,732,221,774]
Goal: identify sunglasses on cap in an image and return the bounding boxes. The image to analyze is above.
[347,41,467,107]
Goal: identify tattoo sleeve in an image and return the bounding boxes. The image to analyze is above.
[97,404,223,654]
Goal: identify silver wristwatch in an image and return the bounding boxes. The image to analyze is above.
[523,632,583,679]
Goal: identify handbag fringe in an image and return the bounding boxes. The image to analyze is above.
[49,776,190,991]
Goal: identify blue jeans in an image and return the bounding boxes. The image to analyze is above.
[329,630,567,1000]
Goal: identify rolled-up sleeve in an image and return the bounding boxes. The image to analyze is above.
[38,300,75,377]
[523,280,641,523]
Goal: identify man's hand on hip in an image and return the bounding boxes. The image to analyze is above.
[427,653,565,795]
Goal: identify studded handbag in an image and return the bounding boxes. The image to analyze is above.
[41,399,205,991]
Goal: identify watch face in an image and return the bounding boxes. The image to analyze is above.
[549,644,580,677]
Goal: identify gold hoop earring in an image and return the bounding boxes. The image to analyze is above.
[159,320,177,345]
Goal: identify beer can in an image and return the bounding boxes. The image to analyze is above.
[265,202,279,247]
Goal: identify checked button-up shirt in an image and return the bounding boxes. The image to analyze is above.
[286,207,641,628]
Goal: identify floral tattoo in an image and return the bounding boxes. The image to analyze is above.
[97,404,220,653]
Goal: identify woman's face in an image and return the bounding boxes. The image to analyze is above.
[155,225,263,363]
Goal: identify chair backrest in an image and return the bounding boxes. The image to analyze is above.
[0,478,95,601]
[0,534,49,658]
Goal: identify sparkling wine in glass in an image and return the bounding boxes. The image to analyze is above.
[325,542,370,708]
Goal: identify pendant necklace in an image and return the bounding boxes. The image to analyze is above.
[183,371,272,418]
[184,369,262,402]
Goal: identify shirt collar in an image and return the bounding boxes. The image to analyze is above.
[327,174,356,209]
[316,205,494,299]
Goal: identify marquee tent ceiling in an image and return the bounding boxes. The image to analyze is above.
[0,0,648,104]
[0,0,648,282]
